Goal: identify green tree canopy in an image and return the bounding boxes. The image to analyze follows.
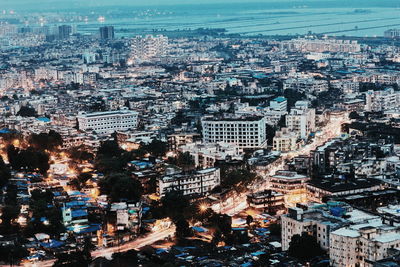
[288,233,324,261]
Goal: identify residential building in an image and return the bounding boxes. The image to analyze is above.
[201,116,267,148]
[157,168,220,197]
[77,109,139,135]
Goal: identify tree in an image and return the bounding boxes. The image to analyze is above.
[246,215,253,226]
[288,233,324,261]
[349,111,360,120]
[17,106,37,117]
[143,139,167,158]
[29,130,63,151]
[99,173,143,202]
[53,251,90,267]
[161,191,191,220]
[67,146,94,163]
[175,217,192,240]
[97,140,123,158]
[176,152,195,171]
[0,156,11,188]
[7,146,50,175]
[269,223,281,236]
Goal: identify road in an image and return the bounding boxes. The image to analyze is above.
[212,112,348,216]
[24,226,175,267]
[19,112,347,266]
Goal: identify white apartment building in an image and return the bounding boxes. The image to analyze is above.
[330,223,400,267]
[365,88,400,112]
[282,206,380,253]
[77,109,139,135]
[201,116,267,148]
[282,207,348,251]
[384,29,400,38]
[270,96,288,112]
[130,35,168,62]
[284,77,329,93]
[286,101,316,139]
[330,79,360,94]
[157,168,220,197]
[269,170,310,195]
[273,127,299,152]
[280,38,361,53]
[179,142,243,168]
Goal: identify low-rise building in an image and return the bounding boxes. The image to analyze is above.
[157,168,220,197]
[77,109,139,135]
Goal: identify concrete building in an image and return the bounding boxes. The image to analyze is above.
[282,205,380,253]
[130,35,168,62]
[201,116,267,148]
[247,190,285,212]
[157,168,220,197]
[286,101,316,139]
[99,26,115,40]
[270,96,288,112]
[365,88,400,112]
[273,127,299,152]
[330,224,400,267]
[179,142,243,168]
[77,109,139,135]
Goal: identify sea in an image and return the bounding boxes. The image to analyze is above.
[8,0,400,37]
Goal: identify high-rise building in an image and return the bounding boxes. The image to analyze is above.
[99,26,115,40]
[201,116,268,148]
[384,29,400,38]
[286,101,316,139]
[130,35,168,62]
[58,25,72,39]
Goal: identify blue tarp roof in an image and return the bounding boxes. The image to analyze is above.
[65,201,86,207]
[192,226,208,233]
[71,209,88,218]
[0,128,12,134]
[251,251,266,256]
[273,96,286,102]
[37,117,51,122]
[40,239,64,249]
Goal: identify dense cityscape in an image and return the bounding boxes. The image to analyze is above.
[1,1,400,267]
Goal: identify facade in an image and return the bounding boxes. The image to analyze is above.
[270,96,288,112]
[273,127,299,152]
[330,225,400,267]
[286,101,316,139]
[99,26,115,40]
[77,109,139,135]
[269,171,310,195]
[201,116,267,148]
[157,168,220,197]
[365,88,400,112]
[280,38,361,53]
[179,142,243,168]
[281,207,347,251]
[109,202,142,233]
[131,35,168,62]
[247,190,285,212]
[168,132,201,151]
[384,29,400,38]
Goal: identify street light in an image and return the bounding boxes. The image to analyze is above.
[199,203,208,213]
